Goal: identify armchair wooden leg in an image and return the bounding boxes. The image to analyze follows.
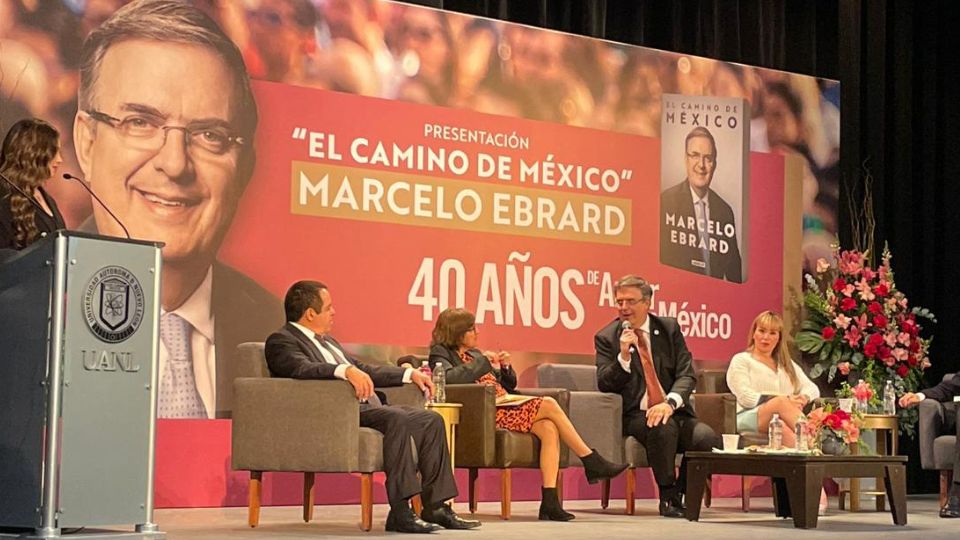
[942,471,954,508]
[468,468,479,514]
[601,478,610,509]
[361,473,373,532]
[500,469,512,520]
[411,494,423,515]
[557,471,563,505]
[741,475,752,512]
[302,472,315,523]
[704,476,712,508]
[248,471,262,528]
[625,467,636,516]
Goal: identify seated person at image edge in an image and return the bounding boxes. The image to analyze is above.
[900,370,960,518]
[264,280,480,533]
[594,274,720,518]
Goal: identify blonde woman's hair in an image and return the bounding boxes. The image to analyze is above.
[746,310,799,390]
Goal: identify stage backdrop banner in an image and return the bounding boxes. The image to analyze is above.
[0,0,838,507]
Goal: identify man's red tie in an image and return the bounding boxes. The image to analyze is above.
[637,333,666,406]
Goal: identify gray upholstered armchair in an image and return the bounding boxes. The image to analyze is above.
[536,364,624,509]
[230,342,425,531]
[919,374,959,506]
[445,383,570,519]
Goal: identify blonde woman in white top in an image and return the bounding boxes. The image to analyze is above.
[726,311,820,448]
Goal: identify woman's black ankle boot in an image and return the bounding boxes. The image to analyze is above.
[538,487,575,521]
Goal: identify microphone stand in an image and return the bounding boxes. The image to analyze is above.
[63,173,131,239]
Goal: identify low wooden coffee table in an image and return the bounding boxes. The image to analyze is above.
[684,451,907,529]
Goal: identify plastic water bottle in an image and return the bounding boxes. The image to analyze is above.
[768,413,784,450]
[432,364,446,403]
[883,380,896,415]
[795,415,808,451]
[419,360,433,404]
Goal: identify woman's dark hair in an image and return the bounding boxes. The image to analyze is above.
[431,308,475,349]
[0,118,60,248]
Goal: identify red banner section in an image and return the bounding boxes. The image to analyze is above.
[221,82,785,361]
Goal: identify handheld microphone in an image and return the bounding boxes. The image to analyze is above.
[621,320,638,355]
[0,170,51,221]
[63,173,131,239]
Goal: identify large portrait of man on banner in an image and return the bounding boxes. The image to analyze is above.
[72,0,283,419]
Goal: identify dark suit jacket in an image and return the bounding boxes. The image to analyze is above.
[660,179,743,283]
[922,371,960,402]
[595,315,697,422]
[428,344,517,391]
[266,322,406,394]
[0,186,65,249]
[212,263,285,417]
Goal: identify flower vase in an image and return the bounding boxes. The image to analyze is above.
[838,398,854,413]
[818,432,849,456]
[855,398,869,414]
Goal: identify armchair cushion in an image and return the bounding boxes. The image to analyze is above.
[232,378,360,472]
[536,364,623,466]
[537,364,599,391]
[696,368,729,394]
[565,391,624,466]
[692,392,736,435]
[236,342,270,379]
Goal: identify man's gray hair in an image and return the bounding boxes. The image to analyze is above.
[78,0,258,137]
[614,275,653,300]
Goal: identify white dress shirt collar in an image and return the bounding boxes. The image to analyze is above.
[161,267,214,341]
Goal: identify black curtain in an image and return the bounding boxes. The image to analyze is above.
[402,0,960,495]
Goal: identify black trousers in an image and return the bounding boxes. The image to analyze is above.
[625,411,720,496]
[360,405,458,507]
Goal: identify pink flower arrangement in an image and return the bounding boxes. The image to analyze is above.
[805,405,862,445]
[851,380,873,401]
[797,245,936,436]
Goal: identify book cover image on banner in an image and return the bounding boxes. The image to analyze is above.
[659,93,750,284]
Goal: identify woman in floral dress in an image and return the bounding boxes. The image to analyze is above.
[429,308,626,521]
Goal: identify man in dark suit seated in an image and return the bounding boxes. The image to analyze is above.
[594,275,720,518]
[900,370,960,518]
[265,280,480,533]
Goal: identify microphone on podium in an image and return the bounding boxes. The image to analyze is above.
[63,173,131,239]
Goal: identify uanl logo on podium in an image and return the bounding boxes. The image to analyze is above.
[83,265,145,344]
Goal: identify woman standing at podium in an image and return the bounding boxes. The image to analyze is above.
[0,118,65,250]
